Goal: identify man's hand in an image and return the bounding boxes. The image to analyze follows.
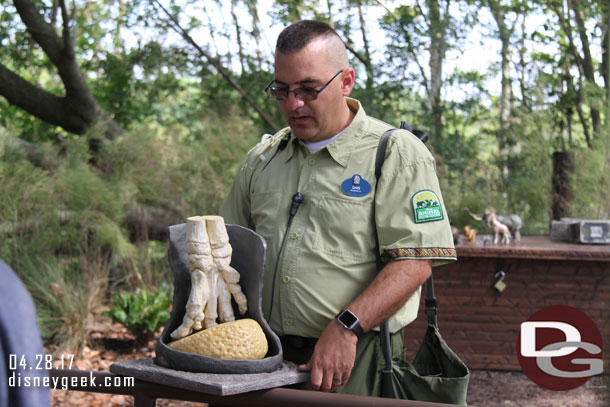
[297,259,430,392]
[298,319,358,392]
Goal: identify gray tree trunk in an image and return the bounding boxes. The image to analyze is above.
[489,0,514,189]
[426,0,448,147]
[552,151,574,220]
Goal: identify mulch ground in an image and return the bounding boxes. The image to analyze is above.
[48,320,609,407]
[468,369,608,406]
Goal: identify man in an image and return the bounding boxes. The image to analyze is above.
[220,20,456,396]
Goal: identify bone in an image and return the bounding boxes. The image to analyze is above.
[170,217,214,339]
[206,216,248,319]
[216,278,235,322]
[203,263,220,329]
[171,216,249,340]
[206,216,230,248]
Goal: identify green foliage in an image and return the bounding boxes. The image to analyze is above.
[103,284,172,343]
[439,103,556,235]
[569,118,610,219]
[0,106,259,350]
[20,256,109,353]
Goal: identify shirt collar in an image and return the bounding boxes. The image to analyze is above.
[326,98,366,167]
[283,98,367,167]
[283,131,300,162]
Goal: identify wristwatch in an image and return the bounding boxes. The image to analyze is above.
[336,309,363,338]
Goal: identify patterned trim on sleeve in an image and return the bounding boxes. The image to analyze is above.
[382,247,457,262]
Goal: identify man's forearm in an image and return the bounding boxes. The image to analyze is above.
[346,259,432,332]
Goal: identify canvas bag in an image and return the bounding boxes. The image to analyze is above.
[374,126,470,405]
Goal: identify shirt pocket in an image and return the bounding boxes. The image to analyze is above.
[251,190,282,247]
[312,195,376,261]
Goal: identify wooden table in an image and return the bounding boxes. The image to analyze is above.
[49,367,467,407]
[455,234,610,261]
[405,235,610,371]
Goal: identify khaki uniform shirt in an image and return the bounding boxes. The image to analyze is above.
[220,98,456,337]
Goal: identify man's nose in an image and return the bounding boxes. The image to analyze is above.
[284,91,305,110]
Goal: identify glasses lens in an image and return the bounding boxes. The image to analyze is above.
[266,87,278,99]
[267,87,289,101]
[266,86,319,101]
[295,88,318,102]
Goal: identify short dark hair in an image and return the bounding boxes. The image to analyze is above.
[276,20,341,53]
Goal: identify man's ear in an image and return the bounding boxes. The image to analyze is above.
[341,67,356,96]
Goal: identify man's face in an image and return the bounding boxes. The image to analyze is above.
[274,40,353,142]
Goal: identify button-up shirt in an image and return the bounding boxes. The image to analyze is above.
[220,98,456,337]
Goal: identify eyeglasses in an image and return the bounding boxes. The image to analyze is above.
[264,70,344,102]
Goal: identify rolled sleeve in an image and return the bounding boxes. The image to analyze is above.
[375,134,456,268]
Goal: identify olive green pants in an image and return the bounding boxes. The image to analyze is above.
[281,329,405,397]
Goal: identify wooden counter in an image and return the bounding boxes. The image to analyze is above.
[455,234,610,262]
[405,235,610,372]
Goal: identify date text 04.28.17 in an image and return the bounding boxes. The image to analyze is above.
[9,353,74,371]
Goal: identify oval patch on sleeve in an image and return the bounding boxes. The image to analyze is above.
[412,190,443,223]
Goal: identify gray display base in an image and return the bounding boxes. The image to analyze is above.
[156,223,283,374]
[110,358,310,396]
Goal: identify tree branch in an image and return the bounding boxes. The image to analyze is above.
[517,15,531,111]
[550,1,584,77]
[329,1,372,77]
[356,0,373,89]
[570,0,600,134]
[410,46,430,96]
[151,0,280,132]
[373,0,394,16]
[230,0,246,73]
[571,0,594,80]
[551,0,599,137]
[0,63,91,134]
[58,0,74,59]
[344,37,370,66]
[51,0,59,26]
[9,0,105,134]
[13,0,64,64]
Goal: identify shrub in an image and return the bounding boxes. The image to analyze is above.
[0,111,260,351]
[17,255,109,354]
[104,284,172,344]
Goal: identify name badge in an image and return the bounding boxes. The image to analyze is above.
[341,174,371,197]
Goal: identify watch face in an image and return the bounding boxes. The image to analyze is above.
[339,310,358,328]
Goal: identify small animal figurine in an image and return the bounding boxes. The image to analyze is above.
[463,226,477,245]
[488,209,511,245]
[463,207,522,241]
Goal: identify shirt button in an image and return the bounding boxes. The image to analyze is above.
[282,275,291,283]
[308,157,316,165]
[285,319,293,326]
[289,232,299,239]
